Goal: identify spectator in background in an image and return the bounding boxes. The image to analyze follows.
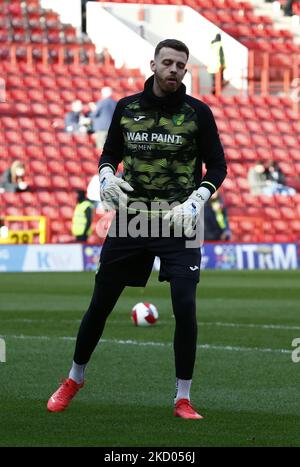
[207,33,226,95]
[265,161,296,195]
[265,161,285,186]
[84,102,97,134]
[204,192,231,241]
[0,160,28,193]
[71,190,94,242]
[283,0,294,16]
[248,161,296,196]
[91,87,117,149]
[248,161,268,195]
[65,100,87,133]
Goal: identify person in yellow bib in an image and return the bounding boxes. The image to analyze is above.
[207,33,226,95]
[71,190,94,242]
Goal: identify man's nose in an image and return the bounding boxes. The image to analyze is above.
[170,63,177,73]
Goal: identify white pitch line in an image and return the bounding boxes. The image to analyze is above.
[4,318,300,332]
[0,334,291,355]
[200,321,300,331]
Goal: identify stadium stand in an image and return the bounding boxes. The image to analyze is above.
[97,0,300,87]
[0,0,299,243]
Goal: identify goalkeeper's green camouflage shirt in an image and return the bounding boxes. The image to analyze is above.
[99,75,227,205]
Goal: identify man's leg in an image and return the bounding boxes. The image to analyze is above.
[72,278,125,366]
[170,277,203,419]
[170,277,197,382]
[47,278,125,412]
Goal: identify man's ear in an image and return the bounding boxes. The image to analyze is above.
[150,59,156,73]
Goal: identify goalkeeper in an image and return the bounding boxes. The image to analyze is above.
[47,39,227,419]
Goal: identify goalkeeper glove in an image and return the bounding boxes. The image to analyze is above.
[99,167,133,210]
[164,187,211,237]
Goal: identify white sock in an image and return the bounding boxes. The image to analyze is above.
[69,361,86,384]
[174,378,192,404]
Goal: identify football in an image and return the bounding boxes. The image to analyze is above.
[131,302,159,326]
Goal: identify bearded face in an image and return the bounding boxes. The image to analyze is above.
[150,47,188,97]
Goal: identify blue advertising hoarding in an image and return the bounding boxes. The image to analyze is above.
[0,243,298,272]
[200,243,299,270]
[82,243,299,272]
[0,244,83,272]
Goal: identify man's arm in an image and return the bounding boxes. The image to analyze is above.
[164,99,227,237]
[98,98,134,210]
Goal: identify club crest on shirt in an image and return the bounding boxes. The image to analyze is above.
[172,114,185,126]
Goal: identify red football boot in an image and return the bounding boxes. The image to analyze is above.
[174,398,203,419]
[47,378,83,412]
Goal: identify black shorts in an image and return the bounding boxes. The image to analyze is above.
[96,234,201,287]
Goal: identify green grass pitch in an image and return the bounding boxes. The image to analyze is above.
[0,270,300,447]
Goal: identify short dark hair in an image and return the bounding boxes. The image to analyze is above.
[154,39,189,60]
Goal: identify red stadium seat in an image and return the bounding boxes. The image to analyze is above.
[48,160,64,174]
[39,131,56,145]
[35,118,52,131]
[251,133,269,148]
[33,175,49,189]
[69,176,85,190]
[50,220,66,234]
[43,146,61,159]
[236,178,250,192]
[264,207,281,220]
[52,175,68,189]
[223,192,241,206]
[290,220,300,234]
[273,220,288,233]
[82,161,97,174]
[77,146,93,159]
[279,207,295,220]
[60,145,78,160]
[37,191,53,205]
[42,205,59,220]
[30,159,47,174]
[59,206,74,219]
[55,132,74,145]
[26,144,43,159]
[65,160,81,175]
[257,194,276,206]
[18,192,36,205]
[241,148,257,162]
[54,191,76,206]
[19,117,35,130]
